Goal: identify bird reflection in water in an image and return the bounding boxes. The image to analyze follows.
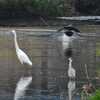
[14,76,32,100]
[68,80,76,100]
[64,48,73,58]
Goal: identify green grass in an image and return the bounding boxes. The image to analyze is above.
[88,90,100,100]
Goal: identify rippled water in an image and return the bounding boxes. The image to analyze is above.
[0,29,99,100]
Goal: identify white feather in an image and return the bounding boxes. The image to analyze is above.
[16,49,32,66]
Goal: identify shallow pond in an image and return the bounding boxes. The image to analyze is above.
[0,28,99,100]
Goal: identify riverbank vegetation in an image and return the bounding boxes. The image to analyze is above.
[0,0,64,18]
[88,89,100,100]
[0,0,100,17]
[76,0,100,15]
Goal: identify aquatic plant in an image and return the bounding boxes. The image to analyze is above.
[88,89,100,100]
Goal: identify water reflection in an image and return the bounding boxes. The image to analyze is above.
[0,30,98,100]
[68,80,76,100]
[64,48,73,58]
[14,76,32,100]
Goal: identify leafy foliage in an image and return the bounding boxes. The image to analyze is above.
[88,90,100,100]
[0,0,64,17]
[75,0,100,15]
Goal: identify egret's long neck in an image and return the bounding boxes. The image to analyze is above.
[14,32,19,50]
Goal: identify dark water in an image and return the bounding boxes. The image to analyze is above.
[0,29,99,100]
[0,95,81,100]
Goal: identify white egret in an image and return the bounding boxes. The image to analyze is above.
[14,76,32,100]
[68,80,76,100]
[11,30,32,66]
[68,57,76,79]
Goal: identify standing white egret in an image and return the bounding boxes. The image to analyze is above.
[68,57,76,79]
[11,30,32,66]
[14,76,32,100]
[68,80,76,100]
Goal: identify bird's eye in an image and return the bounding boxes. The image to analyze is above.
[65,31,74,37]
